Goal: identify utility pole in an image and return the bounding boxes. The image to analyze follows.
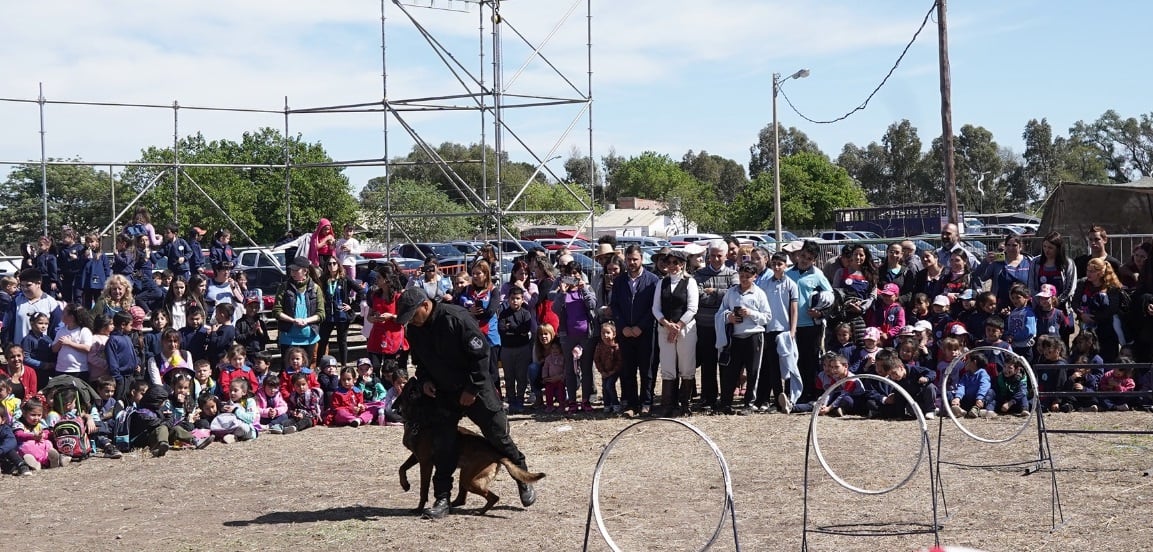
[938,0,959,226]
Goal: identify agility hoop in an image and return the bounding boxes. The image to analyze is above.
[802,373,940,551]
[581,418,740,552]
[934,346,1064,531]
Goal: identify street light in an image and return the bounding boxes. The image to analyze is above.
[772,68,809,245]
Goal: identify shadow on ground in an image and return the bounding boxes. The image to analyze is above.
[224,505,413,526]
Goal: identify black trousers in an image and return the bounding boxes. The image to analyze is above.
[429,383,527,499]
[720,333,763,410]
[317,321,351,367]
[795,325,824,402]
[619,330,655,409]
[696,325,720,407]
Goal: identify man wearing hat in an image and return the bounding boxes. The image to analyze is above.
[394,287,538,519]
[692,240,739,411]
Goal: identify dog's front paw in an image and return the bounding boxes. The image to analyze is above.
[400,478,411,492]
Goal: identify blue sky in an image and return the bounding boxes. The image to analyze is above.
[1,0,1150,198]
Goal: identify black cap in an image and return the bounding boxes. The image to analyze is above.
[395,287,430,325]
[288,256,311,270]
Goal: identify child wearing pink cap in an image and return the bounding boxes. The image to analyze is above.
[866,283,905,346]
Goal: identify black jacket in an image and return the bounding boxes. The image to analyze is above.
[408,302,491,395]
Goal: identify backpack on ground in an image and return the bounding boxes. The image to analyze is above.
[53,418,92,459]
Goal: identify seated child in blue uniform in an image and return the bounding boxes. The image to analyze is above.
[948,351,995,419]
[862,348,938,420]
[792,352,860,417]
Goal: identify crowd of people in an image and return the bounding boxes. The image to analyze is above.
[3,211,1152,479]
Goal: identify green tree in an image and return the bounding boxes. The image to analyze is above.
[735,152,867,231]
[517,180,595,227]
[1024,118,1110,199]
[607,152,697,200]
[748,124,824,179]
[562,149,602,201]
[1068,110,1153,183]
[0,160,118,251]
[680,150,748,204]
[388,142,548,210]
[120,128,356,245]
[600,148,626,205]
[360,177,475,242]
[837,119,931,206]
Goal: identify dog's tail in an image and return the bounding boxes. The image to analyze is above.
[499,458,546,484]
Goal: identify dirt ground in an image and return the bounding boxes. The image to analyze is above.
[2,409,1151,552]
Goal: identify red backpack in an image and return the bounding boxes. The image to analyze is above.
[53,418,92,459]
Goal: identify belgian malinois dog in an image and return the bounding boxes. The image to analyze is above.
[395,381,545,514]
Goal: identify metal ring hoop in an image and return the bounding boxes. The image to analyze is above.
[590,418,734,552]
[810,373,928,495]
[940,345,1040,444]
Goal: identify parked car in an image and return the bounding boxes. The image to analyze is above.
[487,239,547,255]
[235,248,285,272]
[534,238,591,251]
[730,232,777,250]
[448,241,483,256]
[615,236,671,249]
[667,233,723,245]
[390,242,467,264]
[979,224,1028,238]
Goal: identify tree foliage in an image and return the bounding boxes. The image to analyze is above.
[734,152,867,231]
[1068,109,1153,183]
[387,142,549,210]
[680,150,748,204]
[838,119,933,206]
[120,128,356,245]
[0,161,117,252]
[748,124,824,179]
[359,177,475,242]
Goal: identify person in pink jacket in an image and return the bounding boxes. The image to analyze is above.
[12,397,69,470]
[255,376,290,434]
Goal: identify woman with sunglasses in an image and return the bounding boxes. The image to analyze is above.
[317,256,364,368]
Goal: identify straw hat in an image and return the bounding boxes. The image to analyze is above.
[593,243,617,260]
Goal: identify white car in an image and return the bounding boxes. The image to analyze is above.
[667,233,723,244]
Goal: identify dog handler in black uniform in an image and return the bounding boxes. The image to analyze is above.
[395,287,537,519]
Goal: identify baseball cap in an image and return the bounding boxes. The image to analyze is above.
[863,327,881,342]
[879,283,900,296]
[913,320,933,333]
[950,325,969,336]
[356,357,373,368]
[1035,284,1057,298]
[899,325,917,336]
[318,355,340,368]
[958,289,975,301]
[781,240,804,253]
[932,295,951,308]
[395,287,431,325]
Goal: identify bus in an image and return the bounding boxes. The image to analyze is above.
[834,204,958,238]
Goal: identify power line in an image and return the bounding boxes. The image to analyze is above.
[778,0,937,125]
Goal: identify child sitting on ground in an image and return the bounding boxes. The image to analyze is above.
[218,344,259,400]
[948,351,995,419]
[1033,334,1068,396]
[792,352,859,417]
[326,366,372,427]
[377,360,407,426]
[0,403,33,476]
[255,374,290,434]
[866,348,937,420]
[13,397,69,470]
[994,358,1030,417]
[213,379,258,443]
[1097,362,1135,412]
[284,373,323,434]
[317,355,343,408]
[278,346,320,401]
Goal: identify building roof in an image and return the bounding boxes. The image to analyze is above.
[593,208,667,230]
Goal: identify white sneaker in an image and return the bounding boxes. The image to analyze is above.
[923,412,936,420]
[222,434,237,444]
[977,409,997,419]
[777,394,793,415]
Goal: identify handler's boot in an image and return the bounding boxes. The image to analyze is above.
[518,480,537,507]
[423,497,451,520]
[678,379,695,417]
[659,380,678,417]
